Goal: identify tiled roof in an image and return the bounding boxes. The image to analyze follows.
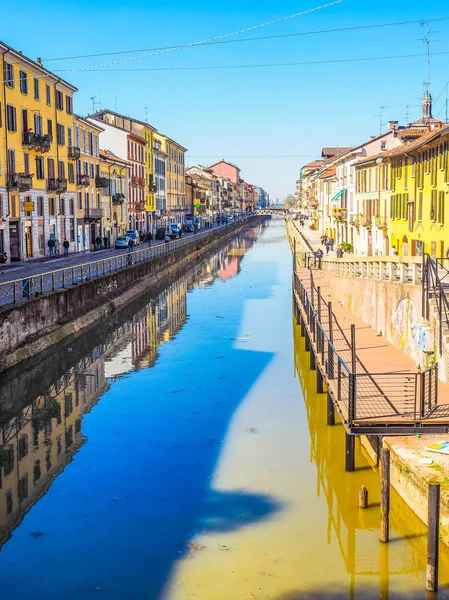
[303,160,323,169]
[322,147,352,158]
[318,165,336,179]
[354,124,449,166]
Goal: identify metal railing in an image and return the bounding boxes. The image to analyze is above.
[293,267,438,428]
[0,218,253,308]
[423,254,449,354]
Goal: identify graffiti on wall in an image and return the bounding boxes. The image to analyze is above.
[392,297,413,349]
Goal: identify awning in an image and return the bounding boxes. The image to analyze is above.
[331,189,346,202]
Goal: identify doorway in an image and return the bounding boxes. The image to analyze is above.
[9,223,20,261]
[25,226,33,258]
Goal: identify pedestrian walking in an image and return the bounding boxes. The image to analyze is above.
[55,239,60,256]
[329,237,335,251]
[164,233,170,244]
[103,235,108,249]
[63,239,69,257]
[95,236,102,250]
[127,237,135,253]
[325,242,331,255]
[48,238,55,257]
[336,246,344,258]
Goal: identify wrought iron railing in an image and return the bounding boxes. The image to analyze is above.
[293,268,439,429]
[422,254,449,354]
[0,218,251,307]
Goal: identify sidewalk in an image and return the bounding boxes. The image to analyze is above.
[291,220,337,256]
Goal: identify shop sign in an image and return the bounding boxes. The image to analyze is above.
[24,201,35,212]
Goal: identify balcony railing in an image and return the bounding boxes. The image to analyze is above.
[112,193,126,205]
[68,146,81,160]
[86,207,103,219]
[131,176,145,186]
[22,132,52,152]
[78,174,91,186]
[135,202,146,211]
[7,172,33,191]
[374,216,388,229]
[47,178,68,193]
[95,176,110,189]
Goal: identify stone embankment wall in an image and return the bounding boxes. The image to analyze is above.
[0,220,259,373]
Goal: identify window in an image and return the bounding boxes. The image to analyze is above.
[89,132,93,156]
[438,191,445,225]
[404,158,408,189]
[83,129,86,152]
[7,148,15,173]
[56,123,65,145]
[90,163,94,179]
[46,84,51,105]
[59,197,65,215]
[58,160,65,180]
[402,193,409,219]
[35,156,45,180]
[78,191,83,210]
[75,125,80,147]
[18,435,28,460]
[24,153,30,175]
[19,70,28,94]
[68,127,72,148]
[49,197,56,216]
[47,157,55,179]
[34,77,39,100]
[84,161,88,175]
[4,62,14,88]
[6,491,13,515]
[56,89,64,110]
[34,113,42,135]
[70,218,75,242]
[66,95,73,115]
[7,104,17,132]
[68,162,75,184]
[37,196,44,216]
[430,190,437,221]
[69,197,75,215]
[417,192,423,221]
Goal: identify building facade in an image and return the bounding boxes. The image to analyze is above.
[0,42,77,261]
[99,150,129,245]
[165,136,187,224]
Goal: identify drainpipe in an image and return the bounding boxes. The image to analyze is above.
[1,49,9,259]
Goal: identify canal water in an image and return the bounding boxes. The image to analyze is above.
[1,218,449,599]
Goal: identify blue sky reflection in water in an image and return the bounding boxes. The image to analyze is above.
[1,219,449,599]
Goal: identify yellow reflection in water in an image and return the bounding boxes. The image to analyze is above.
[162,311,449,599]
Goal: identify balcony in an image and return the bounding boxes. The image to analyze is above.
[86,207,103,219]
[112,193,126,205]
[22,132,52,152]
[68,146,81,160]
[131,176,145,187]
[349,214,361,227]
[95,176,110,189]
[332,207,347,223]
[47,178,68,193]
[374,216,388,229]
[77,174,91,186]
[148,184,157,193]
[7,172,33,191]
[135,202,146,211]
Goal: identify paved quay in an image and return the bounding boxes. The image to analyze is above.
[289,219,449,539]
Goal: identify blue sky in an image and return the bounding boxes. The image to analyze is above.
[5,0,449,199]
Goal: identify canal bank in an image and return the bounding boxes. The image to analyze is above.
[0,218,261,374]
[287,217,449,553]
[1,218,449,599]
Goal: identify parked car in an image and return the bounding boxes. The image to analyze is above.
[155,227,166,240]
[115,236,130,249]
[126,230,140,245]
[170,223,181,237]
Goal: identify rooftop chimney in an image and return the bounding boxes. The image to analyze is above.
[388,121,399,131]
[36,57,42,65]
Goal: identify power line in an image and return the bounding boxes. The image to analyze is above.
[1,0,342,84]
[70,50,449,73]
[42,16,449,62]
[51,1,343,74]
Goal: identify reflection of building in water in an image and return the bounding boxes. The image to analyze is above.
[0,350,107,547]
[0,225,261,550]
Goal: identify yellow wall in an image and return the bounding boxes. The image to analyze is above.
[144,126,155,212]
[388,137,449,257]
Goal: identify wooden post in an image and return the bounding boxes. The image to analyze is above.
[426,483,440,593]
[359,486,368,509]
[345,433,355,472]
[380,448,390,543]
[317,286,322,322]
[327,392,335,425]
[316,368,324,393]
[310,348,316,371]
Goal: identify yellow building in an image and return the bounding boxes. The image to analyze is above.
[0,41,77,260]
[153,132,168,229]
[144,124,156,229]
[74,115,103,250]
[164,135,187,224]
[386,124,449,257]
